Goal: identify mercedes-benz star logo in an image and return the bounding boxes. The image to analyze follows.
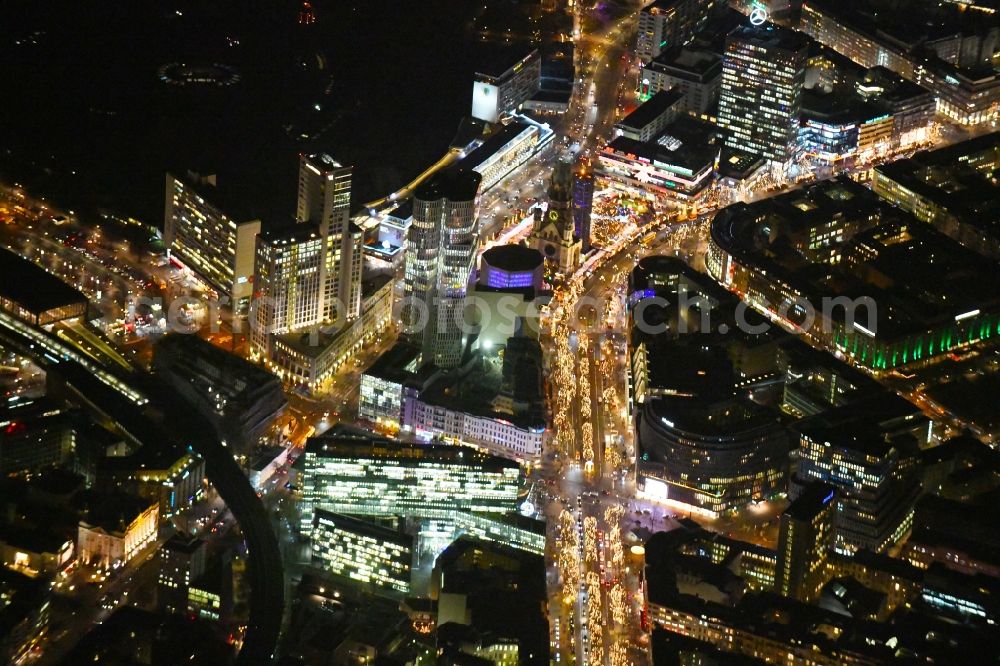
[749,6,768,26]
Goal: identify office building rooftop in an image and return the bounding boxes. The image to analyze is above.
[413,166,482,202]
[304,432,520,473]
[615,89,686,133]
[783,482,836,522]
[711,177,1000,339]
[728,22,811,52]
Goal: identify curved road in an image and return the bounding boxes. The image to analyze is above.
[142,379,285,666]
[0,316,284,664]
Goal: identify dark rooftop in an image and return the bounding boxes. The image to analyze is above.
[413,166,482,203]
[361,272,393,298]
[710,177,1000,339]
[259,218,322,244]
[28,467,86,498]
[386,201,413,222]
[728,22,811,53]
[0,246,88,315]
[805,0,1000,73]
[644,394,784,438]
[718,148,765,180]
[647,47,723,80]
[78,490,156,534]
[641,0,688,12]
[482,244,543,272]
[528,88,572,104]
[0,523,72,554]
[874,132,1000,242]
[163,533,206,555]
[169,170,263,224]
[606,135,719,174]
[474,44,538,80]
[362,341,428,385]
[155,333,281,387]
[783,482,836,522]
[459,121,532,171]
[615,89,685,131]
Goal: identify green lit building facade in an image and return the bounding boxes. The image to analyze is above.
[707,179,1000,373]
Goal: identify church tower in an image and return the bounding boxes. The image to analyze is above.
[529,154,581,275]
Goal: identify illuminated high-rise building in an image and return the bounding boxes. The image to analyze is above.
[299,429,521,534]
[157,534,207,615]
[311,511,414,594]
[249,155,363,363]
[296,153,362,320]
[164,172,261,310]
[717,21,808,165]
[795,419,921,555]
[636,0,717,64]
[775,482,836,602]
[250,223,325,359]
[404,166,482,369]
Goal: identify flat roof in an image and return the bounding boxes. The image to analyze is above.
[710,177,1000,338]
[413,166,482,203]
[361,272,393,298]
[0,247,88,315]
[0,523,71,554]
[783,482,835,522]
[302,153,344,171]
[163,533,206,555]
[728,22,811,53]
[606,135,719,173]
[482,244,543,272]
[718,148,765,179]
[418,364,546,431]
[386,201,413,222]
[529,89,572,103]
[459,121,533,170]
[641,0,687,13]
[616,89,685,131]
[79,490,156,534]
[155,333,282,387]
[169,171,264,224]
[644,393,783,438]
[362,341,430,384]
[647,47,722,80]
[259,219,322,244]
[806,0,998,75]
[474,45,538,80]
[305,433,520,471]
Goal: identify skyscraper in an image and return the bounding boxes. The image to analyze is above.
[775,482,836,602]
[163,172,261,311]
[528,154,581,274]
[249,154,362,362]
[572,164,595,254]
[250,223,325,360]
[717,21,808,165]
[795,424,921,555]
[404,167,482,369]
[636,0,717,64]
[296,153,362,320]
